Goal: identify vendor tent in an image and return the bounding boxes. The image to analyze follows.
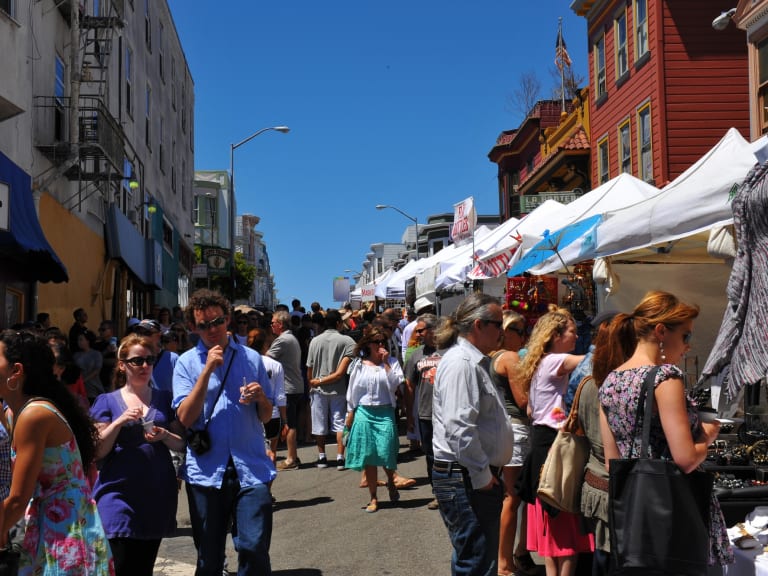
[520,128,760,274]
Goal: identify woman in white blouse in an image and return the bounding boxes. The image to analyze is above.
[345,327,404,513]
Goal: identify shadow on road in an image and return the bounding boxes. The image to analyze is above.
[274,496,333,511]
[273,570,323,576]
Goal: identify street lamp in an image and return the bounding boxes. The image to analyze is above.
[375,204,420,260]
[229,125,290,297]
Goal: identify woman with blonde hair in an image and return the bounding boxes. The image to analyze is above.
[596,291,733,568]
[514,307,592,576]
[90,333,186,575]
[491,311,537,576]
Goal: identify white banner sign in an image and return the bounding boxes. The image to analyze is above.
[192,263,208,279]
[361,285,376,302]
[450,196,476,245]
[468,244,522,280]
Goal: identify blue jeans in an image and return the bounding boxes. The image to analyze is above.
[432,465,503,576]
[186,461,273,576]
[418,418,435,486]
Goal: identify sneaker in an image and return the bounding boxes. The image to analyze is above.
[336,457,346,470]
[316,456,328,468]
[427,498,439,510]
[276,458,300,471]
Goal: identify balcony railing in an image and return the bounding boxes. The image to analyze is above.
[33,95,124,175]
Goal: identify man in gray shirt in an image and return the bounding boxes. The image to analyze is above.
[432,292,514,575]
[306,309,356,469]
[269,310,304,470]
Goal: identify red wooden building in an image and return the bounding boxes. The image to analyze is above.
[571,0,750,187]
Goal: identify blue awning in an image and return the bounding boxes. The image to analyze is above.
[0,151,68,283]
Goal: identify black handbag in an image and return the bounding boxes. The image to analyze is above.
[609,366,713,576]
[0,543,20,576]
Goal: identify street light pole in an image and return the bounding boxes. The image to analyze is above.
[375,204,420,260]
[229,125,290,299]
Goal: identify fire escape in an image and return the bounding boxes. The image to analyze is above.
[33,0,133,219]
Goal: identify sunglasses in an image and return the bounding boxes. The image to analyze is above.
[123,355,157,367]
[196,316,227,331]
[237,320,249,325]
[414,328,427,334]
[683,331,693,345]
[506,326,526,337]
[484,319,503,329]
[371,340,387,346]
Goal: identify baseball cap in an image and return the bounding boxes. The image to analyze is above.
[590,310,620,328]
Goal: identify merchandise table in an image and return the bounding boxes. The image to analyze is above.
[714,546,768,576]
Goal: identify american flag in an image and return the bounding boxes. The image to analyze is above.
[555,28,572,71]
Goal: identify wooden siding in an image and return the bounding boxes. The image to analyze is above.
[662,0,750,177]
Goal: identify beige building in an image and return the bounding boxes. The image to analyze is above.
[0,0,194,332]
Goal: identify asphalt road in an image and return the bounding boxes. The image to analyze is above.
[153,434,455,575]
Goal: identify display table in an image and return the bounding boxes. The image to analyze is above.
[714,546,768,576]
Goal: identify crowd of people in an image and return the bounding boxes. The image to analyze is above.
[0,288,733,575]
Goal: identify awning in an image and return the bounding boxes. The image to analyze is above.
[0,151,68,283]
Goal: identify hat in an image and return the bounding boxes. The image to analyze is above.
[136,319,161,333]
[127,317,140,328]
[340,309,353,322]
[590,309,620,328]
[414,295,435,314]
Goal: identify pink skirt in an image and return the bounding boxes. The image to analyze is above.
[526,499,594,557]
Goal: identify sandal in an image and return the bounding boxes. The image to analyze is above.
[365,501,378,513]
[387,481,400,503]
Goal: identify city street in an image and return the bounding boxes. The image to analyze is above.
[153,434,454,575]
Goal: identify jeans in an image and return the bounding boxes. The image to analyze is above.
[432,465,503,576]
[186,461,273,576]
[418,418,435,486]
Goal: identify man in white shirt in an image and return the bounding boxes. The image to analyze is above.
[432,292,514,576]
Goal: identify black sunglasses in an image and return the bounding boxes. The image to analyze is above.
[196,316,227,331]
[124,355,157,367]
[506,326,526,337]
[484,319,503,329]
[415,328,427,334]
[371,339,387,346]
[683,331,693,345]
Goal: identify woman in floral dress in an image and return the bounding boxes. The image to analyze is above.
[596,291,733,567]
[0,330,114,575]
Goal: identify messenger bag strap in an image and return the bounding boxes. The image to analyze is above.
[202,347,236,430]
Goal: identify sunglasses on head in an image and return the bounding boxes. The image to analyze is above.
[196,316,227,331]
[123,355,157,367]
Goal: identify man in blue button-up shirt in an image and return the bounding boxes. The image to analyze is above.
[173,289,275,576]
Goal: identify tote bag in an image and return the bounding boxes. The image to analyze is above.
[536,376,591,514]
[609,367,712,576]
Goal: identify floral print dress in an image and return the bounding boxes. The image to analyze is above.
[599,364,734,566]
[17,402,114,575]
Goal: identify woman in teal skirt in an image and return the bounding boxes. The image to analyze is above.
[345,327,404,513]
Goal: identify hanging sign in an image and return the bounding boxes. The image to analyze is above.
[450,196,476,245]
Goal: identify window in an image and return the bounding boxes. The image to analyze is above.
[144,0,151,51]
[125,47,133,117]
[635,0,648,59]
[145,85,151,150]
[93,0,100,16]
[616,11,628,79]
[159,116,165,172]
[637,104,653,183]
[597,136,610,185]
[162,217,173,254]
[123,159,135,202]
[0,0,15,18]
[158,23,164,81]
[171,140,176,193]
[595,35,606,99]
[171,58,176,109]
[618,120,632,174]
[54,55,66,141]
[758,38,768,134]
[181,86,186,133]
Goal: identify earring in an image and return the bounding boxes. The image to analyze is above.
[6,377,18,392]
[659,341,666,363]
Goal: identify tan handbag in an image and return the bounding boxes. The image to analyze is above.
[536,376,591,514]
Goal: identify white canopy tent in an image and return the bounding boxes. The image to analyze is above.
[521,128,762,274]
[434,200,566,291]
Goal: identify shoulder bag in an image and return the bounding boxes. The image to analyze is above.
[536,375,592,514]
[609,366,713,575]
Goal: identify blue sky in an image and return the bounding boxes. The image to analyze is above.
[167,1,587,309]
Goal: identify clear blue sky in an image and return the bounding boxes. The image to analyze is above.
[167,1,587,308]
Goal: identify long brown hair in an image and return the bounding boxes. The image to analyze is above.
[592,290,699,385]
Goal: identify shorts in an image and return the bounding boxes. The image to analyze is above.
[285,393,304,429]
[310,393,346,435]
[506,422,530,467]
[264,417,281,440]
